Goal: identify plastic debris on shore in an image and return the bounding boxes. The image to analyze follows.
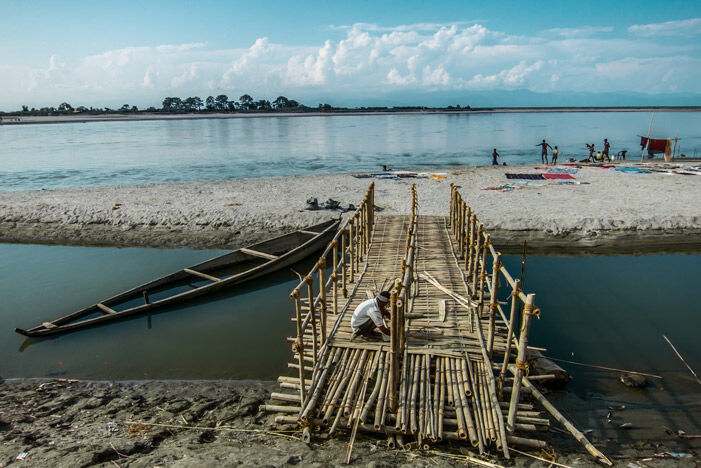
[16,452,28,461]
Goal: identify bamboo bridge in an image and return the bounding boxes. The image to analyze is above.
[263,183,612,465]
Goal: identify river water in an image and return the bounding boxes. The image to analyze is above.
[1,112,699,191]
[1,244,698,398]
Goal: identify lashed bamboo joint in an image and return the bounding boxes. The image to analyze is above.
[265,182,611,465]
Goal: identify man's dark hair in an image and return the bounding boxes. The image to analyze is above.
[378,291,391,302]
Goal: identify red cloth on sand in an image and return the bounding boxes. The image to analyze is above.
[543,173,574,180]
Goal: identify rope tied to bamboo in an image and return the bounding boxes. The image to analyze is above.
[292,340,304,355]
[304,275,313,285]
[515,359,530,375]
[525,305,541,318]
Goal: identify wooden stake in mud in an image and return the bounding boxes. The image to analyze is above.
[507,293,536,431]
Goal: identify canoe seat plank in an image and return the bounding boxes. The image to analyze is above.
[42,322,58,329]
[183,268,221,283]
[240,248,279,261]
[298,230,320,236]
[97,303,116,315]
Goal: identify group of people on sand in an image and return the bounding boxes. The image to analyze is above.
[585,139,626,162]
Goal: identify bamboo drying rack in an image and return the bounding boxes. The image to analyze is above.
[263,182,612,465]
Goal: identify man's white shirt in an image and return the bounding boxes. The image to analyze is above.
[350,298,385,331]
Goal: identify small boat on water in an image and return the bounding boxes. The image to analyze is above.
[15,218,340,338]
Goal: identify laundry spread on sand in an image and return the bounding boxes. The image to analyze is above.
[547,168,579,174]
[505,173,545,180]
[353,171,448,180]
[543,173,575,180]
[481,184,515,192]
[614,168,651,174]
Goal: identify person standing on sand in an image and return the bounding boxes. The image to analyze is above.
[603,138,611,161]
[536,139,552,164]
[586,143,595,161]
[551,146,559,165]
[492,148,500,166]
[350,291,391,341]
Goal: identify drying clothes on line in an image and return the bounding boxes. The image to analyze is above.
[543,173,575,180]
[640,137,669,153]
[505,173,545,180]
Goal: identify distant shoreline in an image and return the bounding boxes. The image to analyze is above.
[2,106,700,126]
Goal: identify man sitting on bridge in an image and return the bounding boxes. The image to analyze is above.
[351,291,391,341]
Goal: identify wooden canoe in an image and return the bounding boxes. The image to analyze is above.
[15,218,340,338]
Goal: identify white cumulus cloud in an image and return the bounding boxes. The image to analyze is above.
[1,19,700,109]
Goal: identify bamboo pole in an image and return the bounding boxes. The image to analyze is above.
[448,358,467,439]
[471,225,483,296]
[389,287,399,412]
[499,279,520,396]
[341,228,348,297]
[332,240,338,315]
[507,293,535,432]
[438,358,446,440]
[318,258,327,345]
[292,290,306,403]
[478,234,490,315]
[349,219,355,282]
[306,276,318,365]
[487,252,501,357]
[521,376,612,466]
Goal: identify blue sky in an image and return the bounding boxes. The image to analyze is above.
[1,0,700,109]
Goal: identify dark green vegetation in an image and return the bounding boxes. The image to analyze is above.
[1,95,471,117]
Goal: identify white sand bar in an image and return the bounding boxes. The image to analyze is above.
[0,164,699,251]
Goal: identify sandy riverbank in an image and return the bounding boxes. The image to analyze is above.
[0,379,697,467]
[0,164,699,251]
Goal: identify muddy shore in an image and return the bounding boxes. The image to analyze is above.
[0,164,699,252]
[1,379,697,467]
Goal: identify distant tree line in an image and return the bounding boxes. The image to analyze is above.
[1,96,472,116]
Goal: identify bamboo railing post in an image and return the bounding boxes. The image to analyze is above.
[348,219,355,283]
[292,290,306,403]
[450,184,455,233]
[332,240,339,314]
[465,213,474,273]
[318,258,328,345]
[389,285,399,413]
[471,224,483,296]
[306,276,318,365]
[460,201,467,258]
[499,279,520,395]
[507,293,536,431]
[487,252,501,357]
[463,206,471,262]
[478,234,490,315]
[341,228,348,297]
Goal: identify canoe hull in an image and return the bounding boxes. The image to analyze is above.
[16,219,340,338]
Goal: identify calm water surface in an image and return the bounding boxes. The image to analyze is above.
[1,112,699,191]
[1,244,698,400]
